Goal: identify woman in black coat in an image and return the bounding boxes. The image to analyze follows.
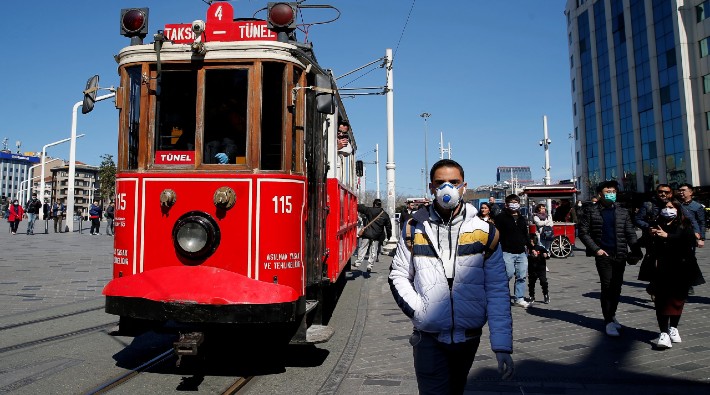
[646,199,704,349]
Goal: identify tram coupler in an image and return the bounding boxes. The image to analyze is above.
[173,332,204,367]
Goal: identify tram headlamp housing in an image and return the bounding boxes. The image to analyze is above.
[172,211,221,260]
[120,8,149,45]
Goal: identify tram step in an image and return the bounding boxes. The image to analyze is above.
[305,324,335,344]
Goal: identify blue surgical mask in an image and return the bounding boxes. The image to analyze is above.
[604,193,616,202]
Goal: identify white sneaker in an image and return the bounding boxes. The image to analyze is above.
[668,327,682,343]
[352,262,361,268]
[605,322,620,337]
[366,264,373,273]
[513,298,529,308]
[612,316,622,329]
[655,332,672,349]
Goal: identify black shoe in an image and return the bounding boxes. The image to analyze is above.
[688,286,695,296]
[528,297,535,304]
[543,294,550,304]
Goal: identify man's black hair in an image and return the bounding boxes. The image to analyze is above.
[429,159,464,182]
[678,182,694,190]
[655,183,671,191]
[373,199,382,207]
[505,194,520,203]
[596,180,619,193]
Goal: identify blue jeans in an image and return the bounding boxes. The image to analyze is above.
[26,213,37,234]
[503,252,528,300]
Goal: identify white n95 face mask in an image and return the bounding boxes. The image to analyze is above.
[435,183,462,210]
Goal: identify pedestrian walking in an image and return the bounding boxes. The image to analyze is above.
[533,203,554,251]
[389,159,514,394]
[89,200,102,235]
[355,199,391,272]
[105,201,115,236]
[493,194,533,308]
[645,198,705,349]
[477,202,495,224]
[528,234,550,304]
[677,183,706,294]
[51,199,65,233]
[399,200,418,229]
[578,180,639,337]
[7,199,24,235]
[24,193,42,235]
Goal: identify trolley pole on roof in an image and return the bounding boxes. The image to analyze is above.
[385,48,397,241]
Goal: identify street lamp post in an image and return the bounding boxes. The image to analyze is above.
[67,91,115,232]
[39,135,85,219]
[539,115,552,211]
[420,112,430,185]
[569,132,576,189]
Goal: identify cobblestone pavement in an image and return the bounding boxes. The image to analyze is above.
[0,219,113,319]
[340,236,710,395]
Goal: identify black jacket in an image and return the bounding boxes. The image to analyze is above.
[578,203,638,258]
[493,210,531,254]
[358,205,392,242]
[26,198,42,214]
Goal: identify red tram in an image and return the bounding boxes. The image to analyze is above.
[96,2,359,345]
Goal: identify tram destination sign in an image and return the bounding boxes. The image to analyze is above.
[164,2,277,44]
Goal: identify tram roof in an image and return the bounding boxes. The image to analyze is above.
[116,40,307,68]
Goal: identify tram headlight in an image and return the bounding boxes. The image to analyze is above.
[172,211,221,260]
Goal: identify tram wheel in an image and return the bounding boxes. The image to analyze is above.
[550,236,572,258]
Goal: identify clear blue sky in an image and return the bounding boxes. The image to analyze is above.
[2,0,573,197]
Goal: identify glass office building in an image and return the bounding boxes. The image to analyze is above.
[566,0,710,197]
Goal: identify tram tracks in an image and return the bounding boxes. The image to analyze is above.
[83,347,254,395]
[0,322,116,354]
[0,305,104,331]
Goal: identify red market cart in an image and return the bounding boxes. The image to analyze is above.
[521,184,579,258]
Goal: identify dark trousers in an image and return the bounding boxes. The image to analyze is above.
[90,218,100,234]
[594,255,626,323]
[9,220,19,233]
[528,267,548,298]
[411,330,480,395]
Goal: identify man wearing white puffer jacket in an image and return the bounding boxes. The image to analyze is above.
[389,159,514,394]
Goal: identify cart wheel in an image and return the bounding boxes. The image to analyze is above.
[550,236,572,258]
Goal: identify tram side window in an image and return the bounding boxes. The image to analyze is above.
[154,70,198,154]
[261,63,285,170]
[204,69,248,164]
[127,66,141,169]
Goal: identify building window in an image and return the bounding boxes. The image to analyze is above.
[706,111,710,129]
[570,55,574,68]
[704,74,710,93]
[700,37,710,58]
[698,1,710,23]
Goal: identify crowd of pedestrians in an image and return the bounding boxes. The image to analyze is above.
[384,159,706,393]
[5,196,115,236]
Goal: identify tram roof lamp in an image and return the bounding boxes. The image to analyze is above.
[120,8,149,45]
[267,2,297,30]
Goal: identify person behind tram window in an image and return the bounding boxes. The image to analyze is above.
[337,120,353,156]
[204,98,247,164]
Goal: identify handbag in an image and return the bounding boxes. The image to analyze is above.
[637,252,656,282]
[358,210,384,237]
